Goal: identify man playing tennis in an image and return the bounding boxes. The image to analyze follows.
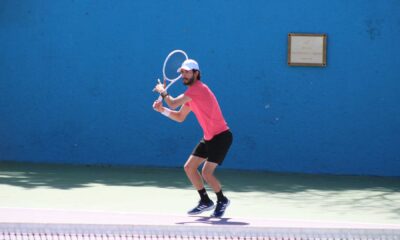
[152,59,233,218]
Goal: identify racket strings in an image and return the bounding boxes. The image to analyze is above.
[163,50,188,82]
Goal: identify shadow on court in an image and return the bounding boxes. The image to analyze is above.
[0,161,399,192]
[176,216,250,226]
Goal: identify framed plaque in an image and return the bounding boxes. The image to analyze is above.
[288,33,327,67]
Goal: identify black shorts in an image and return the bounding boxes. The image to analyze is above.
[191,130,233,165]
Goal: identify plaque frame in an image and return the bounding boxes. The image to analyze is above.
[288,33,327,67]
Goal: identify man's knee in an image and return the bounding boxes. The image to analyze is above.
[184,162,194,173]
[184,156,203,173]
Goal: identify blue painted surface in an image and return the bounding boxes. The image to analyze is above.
[1,1,399,176]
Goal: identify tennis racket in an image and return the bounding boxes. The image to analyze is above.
[155,50,189,101]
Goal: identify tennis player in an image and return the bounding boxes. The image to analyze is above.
[152,59,233,218]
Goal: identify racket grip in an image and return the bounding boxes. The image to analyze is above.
[157,95,162,102]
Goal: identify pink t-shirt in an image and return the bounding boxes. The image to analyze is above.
[184,80,229,141]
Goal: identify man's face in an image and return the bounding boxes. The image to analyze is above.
[181,69,194,85]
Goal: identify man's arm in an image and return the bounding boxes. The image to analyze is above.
[153,100,191,123]
[153,81,191,109]
[163,94,191,110]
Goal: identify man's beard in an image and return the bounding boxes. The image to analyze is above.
[183,76,195,86]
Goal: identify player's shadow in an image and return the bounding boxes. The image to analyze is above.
[175,216,249,226]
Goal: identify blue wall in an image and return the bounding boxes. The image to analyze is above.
[1,1,399,176]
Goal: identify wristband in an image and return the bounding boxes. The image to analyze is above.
[160,91,169,99]
[161,108,171,117]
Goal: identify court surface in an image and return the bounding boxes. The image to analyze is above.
[0,161,399,238]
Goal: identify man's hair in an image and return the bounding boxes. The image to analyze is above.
[193,70,201,80]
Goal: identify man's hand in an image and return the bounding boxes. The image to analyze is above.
[152,100,164,112]
[153,78,166,94]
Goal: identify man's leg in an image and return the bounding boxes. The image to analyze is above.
[184,155,206,190]
[184,155,215,215]
[201,161,221,192]
[202,161,230,218]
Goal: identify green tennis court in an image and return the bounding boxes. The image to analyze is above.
[1,161,399,239]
